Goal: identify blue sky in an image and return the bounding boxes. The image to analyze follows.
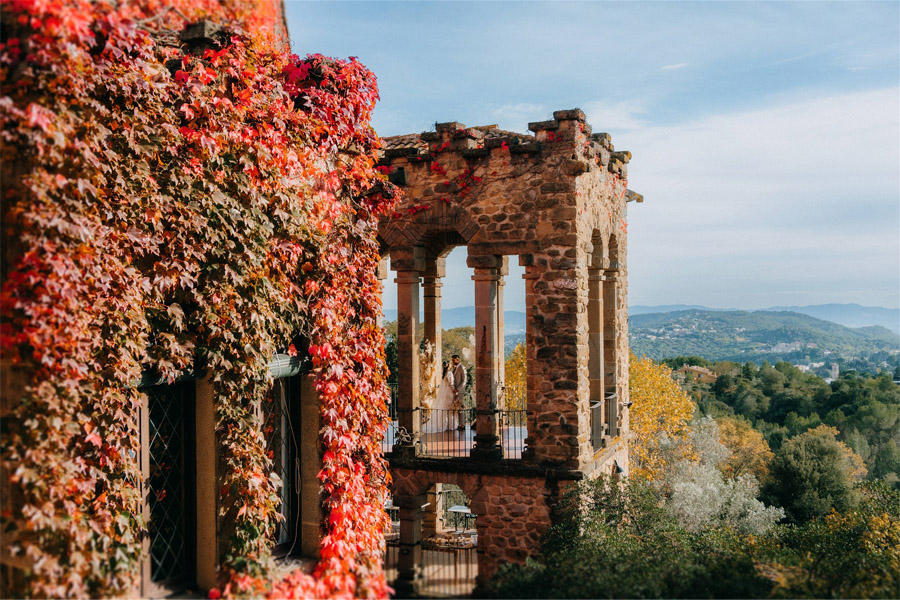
[286,1,900,311]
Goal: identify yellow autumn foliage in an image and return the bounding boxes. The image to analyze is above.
[504,342,527,412]
[629,352,696,481]
[717,417,774,481]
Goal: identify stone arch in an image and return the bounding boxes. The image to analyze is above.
[589,230,607,269]
[604,233,621,438]
[608,233,620,267]
[379,202,480,251]
[377,234,391,260]
[389,469,484,504]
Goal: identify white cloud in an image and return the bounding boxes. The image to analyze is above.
[622,87,900,307]
[660,63,688,70]
[581,100,649,132]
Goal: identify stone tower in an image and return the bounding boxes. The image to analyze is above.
[376,109,641,592]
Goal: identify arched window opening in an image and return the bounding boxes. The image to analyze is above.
[385,483,478,598]
[588,232,607,451]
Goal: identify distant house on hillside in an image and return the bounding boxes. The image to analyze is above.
[675,365,717,384]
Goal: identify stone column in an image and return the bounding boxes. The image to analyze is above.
[394,492,427,597]
[603,267,619,438]
[393,247,425,457]
[422,483,444,537]
[376,256,389,329]
[469,255,502,460]
[422,256,446,370]
[588,265,606,445]
[496,257,508,394]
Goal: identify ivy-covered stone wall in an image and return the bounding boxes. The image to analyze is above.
[0,1,396,597]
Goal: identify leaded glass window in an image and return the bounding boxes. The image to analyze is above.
[143,380,195,595]
[262,375,301,553]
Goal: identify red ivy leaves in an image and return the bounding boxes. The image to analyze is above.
[1,0,395,598]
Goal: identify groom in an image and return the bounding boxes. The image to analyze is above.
[451,354,467,406]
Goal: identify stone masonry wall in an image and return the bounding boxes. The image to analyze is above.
[390,466,565,588]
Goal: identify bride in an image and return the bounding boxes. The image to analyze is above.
[423,361,457,433]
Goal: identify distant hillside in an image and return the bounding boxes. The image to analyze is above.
[630,304,735,315]
[630,309,899,363]
[630,303,900,333]
[760,303,899,333]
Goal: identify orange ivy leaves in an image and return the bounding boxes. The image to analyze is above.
[1,0,395,598]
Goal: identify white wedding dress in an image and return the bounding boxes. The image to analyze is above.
[423,371,457,433]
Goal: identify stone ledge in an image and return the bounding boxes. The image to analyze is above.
[388,455,586,480]
[552,108,586,121]
[461,147,490,160]
[591,132,612,148]
[527,119,559,132]
[509,142,543,155]
[612,150,632,164]
[180,19,221,42]
[383,147,421,159]
[435,121,466,132]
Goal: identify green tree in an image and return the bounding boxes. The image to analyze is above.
[485,477,773,599]
[763,425,866,523]
[385,337,398,384]
[873,439,900,481]
[765,482,900,598]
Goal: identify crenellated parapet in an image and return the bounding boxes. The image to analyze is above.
[378,110,637,261]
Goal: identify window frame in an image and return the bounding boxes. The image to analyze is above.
[264,373,303,557]
[139,378,197,599]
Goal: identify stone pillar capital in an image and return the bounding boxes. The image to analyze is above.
[395,272,422,285]
[423,255,447,279]
[467,254,503,270]
[471,271,501,282]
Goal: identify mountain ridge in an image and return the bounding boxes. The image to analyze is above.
[631,303,899,333]
[383,303,900,333]
[629,308,898,365]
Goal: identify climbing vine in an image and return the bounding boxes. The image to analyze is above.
[0,0,395,597]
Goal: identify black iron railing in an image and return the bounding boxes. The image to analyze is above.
[380,386,530,460]
[419,408,476,458]
[498,408,527,459]
[388,382,398,420]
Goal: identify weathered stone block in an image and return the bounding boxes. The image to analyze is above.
[553,108,586,121]
[540,182,569,194]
